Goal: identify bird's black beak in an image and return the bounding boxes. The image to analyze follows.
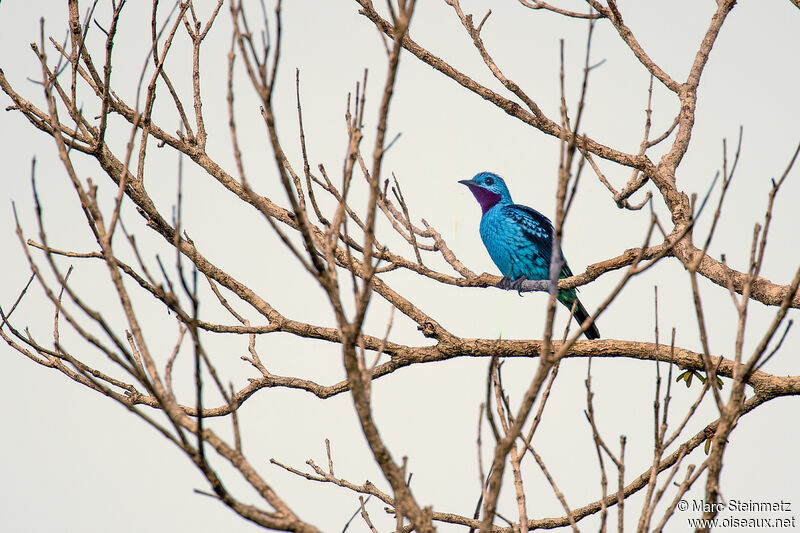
[458,179,475,187]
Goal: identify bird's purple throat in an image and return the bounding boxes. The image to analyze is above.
[460,181,501,214]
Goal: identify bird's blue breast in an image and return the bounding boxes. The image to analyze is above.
[479,203,554,281]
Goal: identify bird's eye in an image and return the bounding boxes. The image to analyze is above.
[484,176,494,185]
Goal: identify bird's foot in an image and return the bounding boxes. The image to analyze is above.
[497,275,514,290]
[497,275,529,296]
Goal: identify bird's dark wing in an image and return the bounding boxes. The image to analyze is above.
[505,203,554,263]
[506,204,574,279]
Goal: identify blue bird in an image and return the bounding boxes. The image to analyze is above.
[459,171,600,339]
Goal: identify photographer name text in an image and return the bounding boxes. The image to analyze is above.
[681,499,793,513]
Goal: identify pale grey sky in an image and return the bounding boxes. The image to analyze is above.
[1,1,799,532]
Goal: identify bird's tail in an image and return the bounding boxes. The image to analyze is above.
[558,291,600,340]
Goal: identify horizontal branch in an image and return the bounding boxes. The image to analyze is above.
[123,337,799,416]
